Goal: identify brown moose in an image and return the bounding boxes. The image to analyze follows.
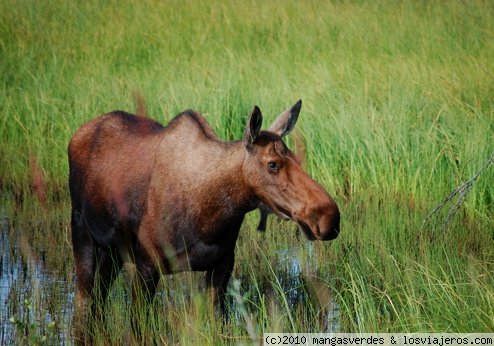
[68,100,340,335]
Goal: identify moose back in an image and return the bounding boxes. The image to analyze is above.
[68,100,340,320]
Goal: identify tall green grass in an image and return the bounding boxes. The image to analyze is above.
[1,0,493,343]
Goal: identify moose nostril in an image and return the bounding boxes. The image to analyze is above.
[333,210,341,232]
[320,204,340,240]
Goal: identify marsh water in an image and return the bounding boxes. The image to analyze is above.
[0,214,71,344]
[0,211,339,344]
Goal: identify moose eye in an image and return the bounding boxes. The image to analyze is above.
[267,161,278,172]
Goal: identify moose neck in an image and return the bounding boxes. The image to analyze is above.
[193,140,258,219]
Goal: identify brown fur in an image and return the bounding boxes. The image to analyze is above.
[68,101,340,341]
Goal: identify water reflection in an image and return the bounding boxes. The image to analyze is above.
[274,247,339,332]
[0,216,73,344]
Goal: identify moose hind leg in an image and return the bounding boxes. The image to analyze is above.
[93,246,123,320]
[71,210,96,344]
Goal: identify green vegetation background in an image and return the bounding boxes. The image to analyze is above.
[1,0,493,343]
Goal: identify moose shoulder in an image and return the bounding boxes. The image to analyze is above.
[68,100,340,327]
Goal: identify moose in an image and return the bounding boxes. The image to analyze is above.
[68,100,340,334]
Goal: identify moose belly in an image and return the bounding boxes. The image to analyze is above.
[165,222,243,272]
[176,241,229,271]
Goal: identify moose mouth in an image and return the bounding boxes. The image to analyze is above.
[297,220,317,241]
[271,205,291,221]
[270,204,318,241]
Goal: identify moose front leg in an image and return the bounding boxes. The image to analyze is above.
[205,253,235,315]
[126,260,160,344]
[257,203,271,232]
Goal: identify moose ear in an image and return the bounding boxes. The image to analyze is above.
[267,100,302,137]
[243,105,263,149]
